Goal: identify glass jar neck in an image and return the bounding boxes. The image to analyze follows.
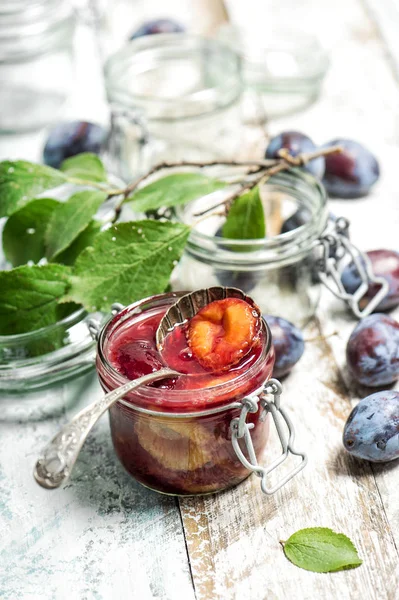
[177,168,328,269]
[104,34,242,122]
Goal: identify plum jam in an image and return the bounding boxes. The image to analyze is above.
[96,293,275,496]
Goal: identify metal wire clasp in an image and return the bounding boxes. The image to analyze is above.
[313,216,388,319]
[230,379,307,495]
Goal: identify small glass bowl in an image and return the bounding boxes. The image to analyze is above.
[217,25,329,119]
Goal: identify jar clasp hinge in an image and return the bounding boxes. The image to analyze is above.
[230,379,307,495]
[313,216,388,319]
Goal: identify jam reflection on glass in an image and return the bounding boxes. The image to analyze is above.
[97,295,275,495]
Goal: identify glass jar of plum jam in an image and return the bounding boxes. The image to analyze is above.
[96,293,283,496]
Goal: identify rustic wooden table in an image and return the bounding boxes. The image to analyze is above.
[1,1,399,599]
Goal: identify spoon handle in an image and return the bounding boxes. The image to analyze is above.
[33,368,177,489]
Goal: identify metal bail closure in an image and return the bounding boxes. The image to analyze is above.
[313,216,389,319]
[230,379,307,495]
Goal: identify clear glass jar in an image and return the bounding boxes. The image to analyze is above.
[96,293,275,496]
[0,307,99,420]
[174,168,328,327]
[0,0,75,133]
[217,25,329,120]
[104,34,243,180]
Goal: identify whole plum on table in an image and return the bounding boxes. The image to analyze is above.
[323,138,380,198]
[263,315,305,377]
[280,207,311,234]
[265,131,325,179]
[341,249,399,312]
[130,19,184,40]
[43,121,107,169]
[346,314,399,387]
[343,391,399,462]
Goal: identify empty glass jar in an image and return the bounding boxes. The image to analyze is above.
[104,34,243,180]
[174,168,327,327]
[0,0,75,133]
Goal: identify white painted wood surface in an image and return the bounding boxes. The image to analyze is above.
[1,1,399,599]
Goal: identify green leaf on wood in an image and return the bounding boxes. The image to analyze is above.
[45,190,107,261]
[68,220,190,311]
[2,198,59,267]
[282,528,362,573]
[222,186,265,242]
[0,160,66,217]
[0,264,71,335]
[60,153,108,183]
[54,220,102,266]
[127,173,226,213]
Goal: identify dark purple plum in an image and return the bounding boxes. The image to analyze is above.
[280,207,311,234]
[215,269,260,294]
[263,315,305,377]
[341,249,399,312]
[214,226,261,292]
[346,314,399,387]
[343,391,399,462]
[43,121,108,169]
[265,131,325,179]
[323,139,380,198]
[130,19,184,40]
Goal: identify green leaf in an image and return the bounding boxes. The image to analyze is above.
[54,220,102,266]
[222,186,265,241]
[0,264,71,335]
[68,220,190,311]
[45,190,107,260]
[282,528,362,573]
[60,153,108,183]
[2,198,59,267]
[0,160,66,217]
[127,173,226,213]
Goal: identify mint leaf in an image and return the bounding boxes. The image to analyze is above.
[2,198,59,266]
[55,220,101,266]
[68,220,190,311]
[222,186,265,241]
[0,264,71,335]
[45,190,107,260]
[0,160,66,217]
[60,153,108,183]
[282,528,362,573]
[127,173,226,213]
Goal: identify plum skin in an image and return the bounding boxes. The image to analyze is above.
[263,315,305,377]
[323,138,380,198]
[130,19,184,40]
[43,121,107,169]
[346,314,399,387]
[341,249,399,312]
[343,391,399,462]
[265,131,325,179]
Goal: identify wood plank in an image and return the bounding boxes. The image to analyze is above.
[179,321,399,599]
[0,374,196,600]
[362,0,399,83]
[178,0,399,597]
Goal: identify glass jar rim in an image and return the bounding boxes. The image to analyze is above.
[0,307,86,344]
[177,168,328,268]
[97,292,272,410]
[104,34,243,121]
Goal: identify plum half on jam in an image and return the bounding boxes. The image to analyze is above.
[103,295,273,495]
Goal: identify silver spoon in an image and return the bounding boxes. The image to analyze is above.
[34,287,257,489]
[33,368,179,489]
